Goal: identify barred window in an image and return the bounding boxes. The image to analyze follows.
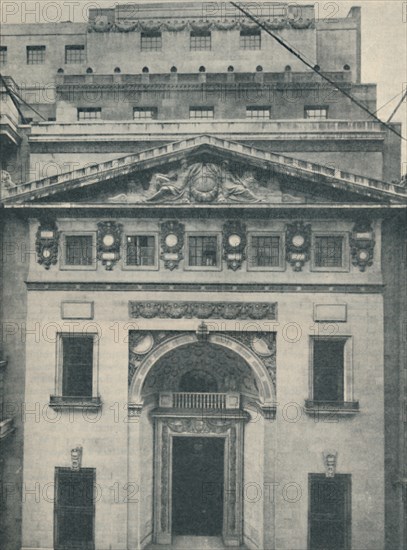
[240,29,261,50]
[133,107,157,120]
[190,31,211,51]
[65,45,85,64]
[251,236,280,267]
[313,339,345,402]
[27,45,46,64]
[126,235,155,266]
[189,236,218,267]
[77,108,101,120]
[189,106,214,119]
[305,106,328,120]
[314,236,344,268]
[141,32,162,51]
[0,47,7,64]
[62,335,94,398]
[65,235,93,266]
[246,106,271,119]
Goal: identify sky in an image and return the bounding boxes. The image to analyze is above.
[1,0,406,172]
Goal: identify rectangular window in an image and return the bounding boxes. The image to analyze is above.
[189,106,214,119]
[27,45,46,64]
[133,107,157,120]
[314,236,344,268]
[65,45,85,64]
[251,235,281,267]
[190,31,211,51]
[65,235,94,266]
[313,339,345,402]
[126,235,156,266]
[240,29,261,50]
[246,106,271,119]
[54,468,95,550]
[0,46,7,64]
[305,106,328,120]
[62,335,94,398]
[77,108,101,121]
[188,236,218,267]
[141,32,162,51]
[309,474,351,550]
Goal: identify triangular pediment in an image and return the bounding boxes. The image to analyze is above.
[2,135,406,206]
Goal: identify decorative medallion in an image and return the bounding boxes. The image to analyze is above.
[285,221,311,271]
[160,220,185,270]
[97,220,123,270]
[223,220,247,271]
[36,221,60,270]
[350,220,375,272]
[130,332,154,355]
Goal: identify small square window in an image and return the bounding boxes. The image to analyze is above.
[250,235,281,268]
[126,235,156,267]
[133,107,157,120]
[190,32,211,51]
[305,106,328,120]
[246,106,271,119]
[240,29,261,50]
[65,235,94,266]
[188,236,219,267]
[189,106,214,119]
[77,108,101,120]
[0,46,7,64]
[27,45,46,64]
[141,32,162,51]
[65,45,85,64]
[314,236,344,268]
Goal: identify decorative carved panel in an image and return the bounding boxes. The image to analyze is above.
[285,221,311,271]
[223,220,247,271]
[160,220,185,270]
[97,220,122,270]
[129,301,277,319]
[350,220,375,271]
[36,221,60,270]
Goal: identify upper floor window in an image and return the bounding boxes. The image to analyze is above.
[64,234,95,268]
[0,46,7,64]
[190,31,211,51]
[65,45,85,64]
[240,29,261,50]
[141,32,162,51]
[313,235,346,270]
[61,335,94,398]
[312,338,345,402]
[304,106,328,120]
[126,235,156,267]
[133,107,157,120]
[188,235,219,268]
[246,106,271,119]
[77,107,101,121]
[189,106,214,119]
[250,235,282,268]
[27,45,46,64]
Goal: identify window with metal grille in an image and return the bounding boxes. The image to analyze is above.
[188,236,218,267]
[190,31,211,51]
[77,108,101,121]
[313,339,345,402]
[65,235,94,265]
[305,106,328,120]
[246,106,271,119]
[62,335,93,398]
[126,235,155,266]
[315,236,344,268]
[65,45,85,64]
[141,32,162,51]
[189,106,214,119]
[27,45,46,64]
[133,107,157,120]
[309,474,351,550]
[240,29,261,50]
[251,236,280,267]
[54,467,95,550]
[0,47,7,64]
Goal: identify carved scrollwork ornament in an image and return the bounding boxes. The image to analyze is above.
[36,221,60,270]
[323,450,338,478]
[223,220,247,271]
[285,221,311,271]
[350,220,375,272]
[160,220,185,270]
[71,446,83,471]
[97,220,123,270]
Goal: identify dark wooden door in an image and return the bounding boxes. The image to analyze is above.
[172,437,224,536]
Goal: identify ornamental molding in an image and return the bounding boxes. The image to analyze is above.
[285,221,311,271]
[223,220,247,271]
[36,220,60,270]
[129,301,277,320]
[350,219,375,272]
[97,220,123,270]
[160,220,185,270]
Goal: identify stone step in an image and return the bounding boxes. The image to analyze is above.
[145,535,247,550]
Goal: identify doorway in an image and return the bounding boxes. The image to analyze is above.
[172,437,224,536]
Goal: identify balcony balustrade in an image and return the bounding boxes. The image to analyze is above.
[159,392,240,410]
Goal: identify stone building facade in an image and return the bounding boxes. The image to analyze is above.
[0,3,406,550]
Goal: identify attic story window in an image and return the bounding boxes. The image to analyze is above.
[189,106,214,119]
[314,236,344,268]
[190,31,211,51]
[65,236,93,266]
[141,32,162,51]
[77,108,101,120]
[126,235,156,266]
[65,45,85,64]
[240,29,261,50]
[133,107,157,120]
[0,47,7,64]
[246,106,271,119]
[27,45,46,64]
[188,236,218,267]
[305,106,328,120]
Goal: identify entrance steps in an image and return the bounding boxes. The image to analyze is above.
[146,536,248,549]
